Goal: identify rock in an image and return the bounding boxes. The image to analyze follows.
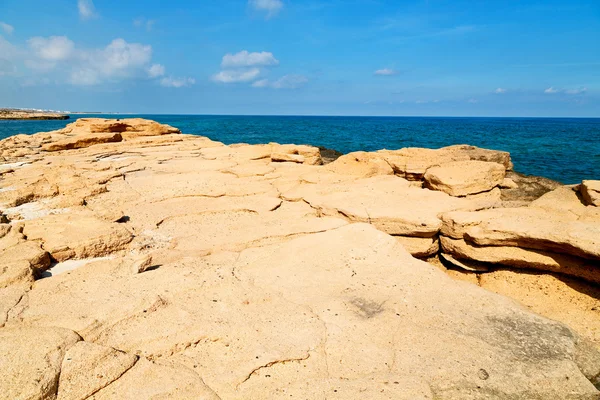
[0,240,51,287]
[0,326,81,400]
[378,145,512,180]
[440,236,600,284]
[500,177,518,189]
[440,252,490,272]
[270,152,305,163]
[90,359,220,399]
[42,132,123,152]
[581,180,600,207]
[395,235,439,258]
[132,254,153,274]
[57,342,138,400]
[441,207,600,260]
[476,270,600,347]
[271,144,322,165]
[424,160,506,196]
[56,118,181,140]
[23,213,133,262]
[500,171,562,205]
[325,151,394,177]
[233,224,599,398]
[290,175,500,237]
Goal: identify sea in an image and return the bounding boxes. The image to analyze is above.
[1,115,599,184]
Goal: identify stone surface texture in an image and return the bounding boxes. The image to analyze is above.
[0,118,599,399]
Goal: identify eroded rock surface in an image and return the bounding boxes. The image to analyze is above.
[0,118,599,399]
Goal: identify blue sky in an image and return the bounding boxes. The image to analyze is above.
[0,0,599,116]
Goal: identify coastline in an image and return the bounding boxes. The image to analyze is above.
[0,117,599,398]
[0,109,70,121]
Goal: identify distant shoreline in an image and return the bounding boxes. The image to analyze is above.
[0,109,70,121]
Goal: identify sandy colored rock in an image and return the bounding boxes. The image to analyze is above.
[0,326,81,400]
[57,341,138,400]
[90,359,220,400]
[440,252,490,272]
[441,236,600,284]
[441,207,600,260]
[378,144,512,180]
[581,180,600,207]
[395,235,439,258]
[500,177,518,189]
[23,213,133,261]
[42,132,123,152]
[424,160,506,196]
[271,143,322,165]
[288,175,500,237]
[478,270,600,347]
[325,151,394,177]
[131,254,153,274]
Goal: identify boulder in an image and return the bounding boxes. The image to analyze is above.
[424,160,506,196]
[581,180,600,207]
[0,326,81,400]
[57,342,138,400]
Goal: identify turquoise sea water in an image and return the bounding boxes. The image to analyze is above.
[1,115,599,184]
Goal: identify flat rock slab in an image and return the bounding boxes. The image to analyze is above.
[43,132,123,152]
[441,207,600,261]
[287,175,500,237]
[23,213,133,261]
[0,326,81,400]
[57,342,138,400]
[424,160,506,196]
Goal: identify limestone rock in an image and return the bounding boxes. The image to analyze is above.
[57,342,138,400]
[23,213,133,262]
[440,236,600,284]
[441,207,600,260]
[581,180,600,207]
[90,359,220,400]
[271,143,322,165]
[42,132,123,152]
[131,254,153,274]
[290,175,500,237]
[233,224,599,398]
[0,326,81,400]
[395,235,439,258]
[424,160,506,196]
[325,151,394,177]
[378,144,512,180]
[500,177,518,189]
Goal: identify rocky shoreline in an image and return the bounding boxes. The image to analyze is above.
[0,108,70,120]
[0,118,599,399]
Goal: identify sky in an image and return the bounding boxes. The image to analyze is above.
[0,0,599,116]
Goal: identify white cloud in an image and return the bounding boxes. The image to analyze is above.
[249,0,283,18]
[251,79,269,88]
[494,88,507,94]
[0,22,14,35]
[272,74,308,89]
[544,86,587,95]
[148,63,166,78]
[78,0,97,20]
[252,75,308,89]
[565,87,587,95]
[160,76,196,88]
[374,68,398,76]
[221,50,279,68]
[28,36,75,61]
[69,68,100,85]
[134,17,156,31]
[212,68,261,83]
